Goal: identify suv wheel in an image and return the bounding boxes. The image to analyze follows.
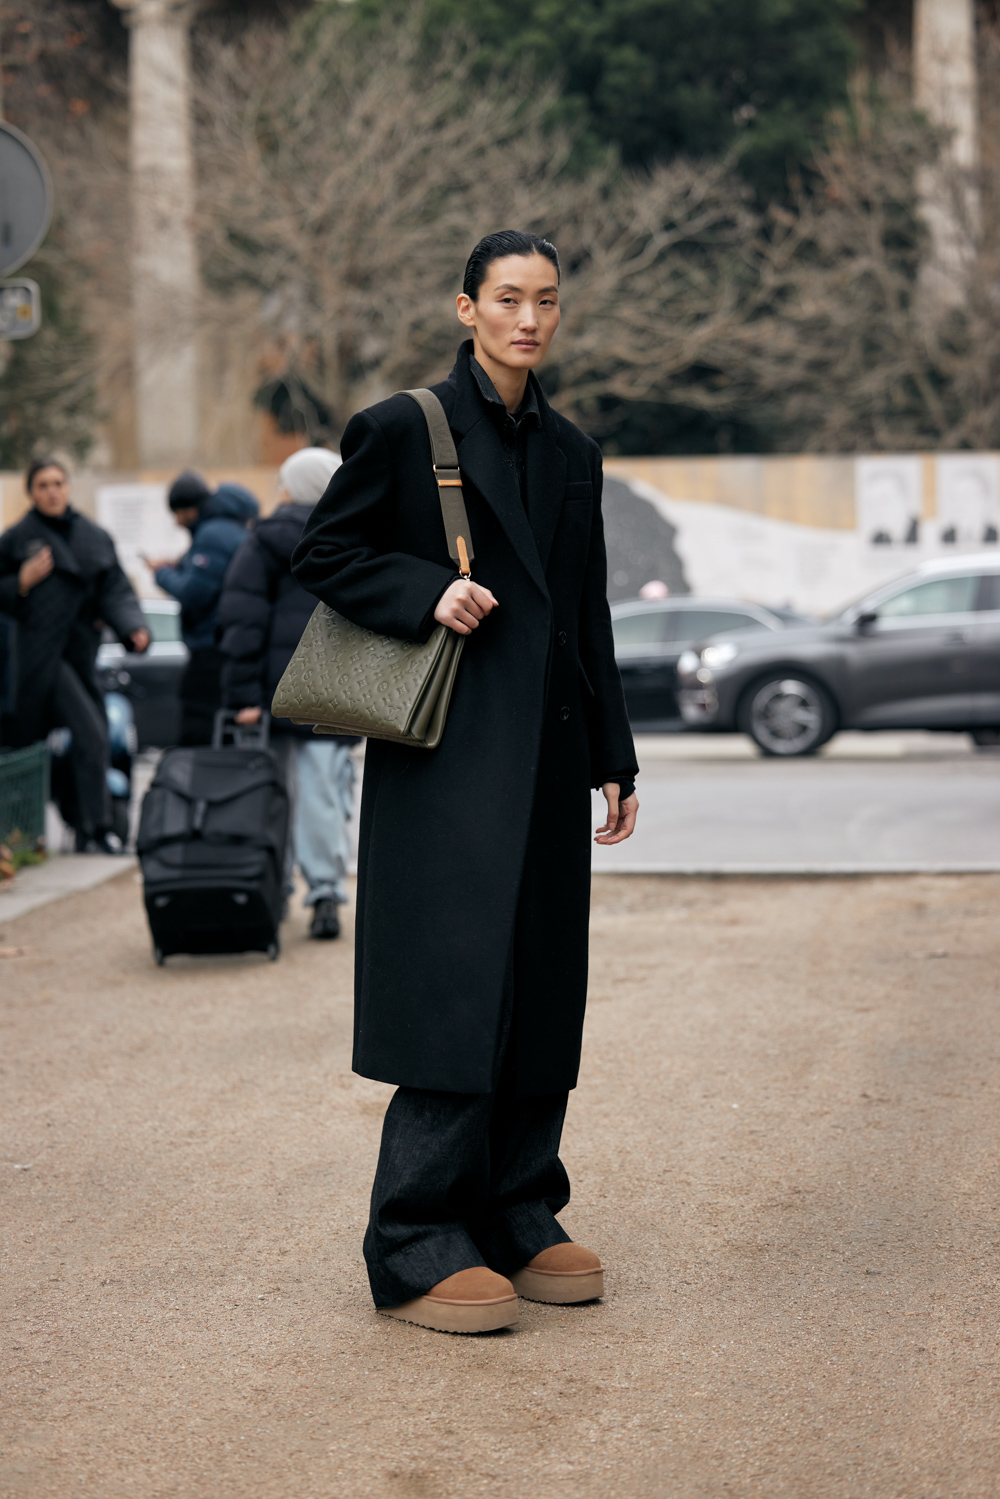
[971,728,1000,747]
[740,675,836,757]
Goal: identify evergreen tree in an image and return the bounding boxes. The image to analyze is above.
[352,0,859,196]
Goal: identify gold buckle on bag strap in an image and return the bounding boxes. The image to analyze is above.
[434,465,463,488]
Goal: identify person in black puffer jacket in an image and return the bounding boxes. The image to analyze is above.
[218,448,358,940]
[147,472,259,746]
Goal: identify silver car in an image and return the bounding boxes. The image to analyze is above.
[98,599,188,750]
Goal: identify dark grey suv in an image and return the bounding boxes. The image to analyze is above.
[676,557,1000,756]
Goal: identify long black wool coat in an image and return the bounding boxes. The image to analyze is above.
[0,507,146,747]
[292,342,637,1096]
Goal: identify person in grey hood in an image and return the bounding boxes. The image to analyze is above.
[145,471,259,745]
[218,448,357,940]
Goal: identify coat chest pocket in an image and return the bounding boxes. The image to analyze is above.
[563,481,593,505]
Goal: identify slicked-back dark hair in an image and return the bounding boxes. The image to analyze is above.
[26,456,69,495]
[462,230,560,301]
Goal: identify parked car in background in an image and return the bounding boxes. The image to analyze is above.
[611,596,812,730]
[98,599,187,750]
[676,555,1000,756]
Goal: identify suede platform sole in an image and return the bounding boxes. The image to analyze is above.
[509,1266,604,1304]
[379,1291,518,1334]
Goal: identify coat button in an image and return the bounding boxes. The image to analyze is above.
[558,706,570,722]
[556,630,567,646]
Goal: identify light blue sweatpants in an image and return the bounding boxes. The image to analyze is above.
[276,738,355,906]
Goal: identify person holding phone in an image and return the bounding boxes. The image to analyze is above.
[0,457,149,852]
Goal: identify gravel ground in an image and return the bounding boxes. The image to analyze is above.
[2,869,999,1498]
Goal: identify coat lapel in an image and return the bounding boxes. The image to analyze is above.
[455,420,549,600]
[523,405,567,576]
[440,344,550,600]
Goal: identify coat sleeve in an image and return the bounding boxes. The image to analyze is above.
[0,529,26,620]
[155,530,230,622]
[291,410,456,642]
[577,454,639,788]
[154,552,195,607]
[218,536,271,710]
[97,547,146,646]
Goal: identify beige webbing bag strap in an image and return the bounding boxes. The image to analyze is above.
[402,388,474,578]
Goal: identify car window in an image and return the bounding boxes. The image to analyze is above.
[877,575,980,619]
[978,574,1000,611]
[143,608,182,644]
[612,611,670,650]
[673,609,767,641]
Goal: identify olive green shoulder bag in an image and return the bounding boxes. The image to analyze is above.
[271,389,473,750]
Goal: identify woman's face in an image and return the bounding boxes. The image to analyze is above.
[457,253,560,372]
[30,466,70,517]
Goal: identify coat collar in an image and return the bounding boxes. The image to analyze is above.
[440,342,567,592]
[21,505,82,578]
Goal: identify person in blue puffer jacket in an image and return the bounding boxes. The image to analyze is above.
[145,471,259,744]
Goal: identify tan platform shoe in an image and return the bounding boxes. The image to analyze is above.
[380,1267,519,1334]
[510,1243,604,1304]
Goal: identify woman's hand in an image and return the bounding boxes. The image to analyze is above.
[433,578,499,636]
[234,706,263,725]
[18,546,53,595]
[595,783,639,845]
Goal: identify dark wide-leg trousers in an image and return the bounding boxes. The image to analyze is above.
[52,660,111,838]
[363,983,572,1308]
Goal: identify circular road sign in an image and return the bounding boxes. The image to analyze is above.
[0,121,54,276]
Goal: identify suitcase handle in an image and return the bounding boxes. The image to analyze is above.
[212,708,271,750]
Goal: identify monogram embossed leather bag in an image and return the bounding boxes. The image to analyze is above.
[271,389,474,750]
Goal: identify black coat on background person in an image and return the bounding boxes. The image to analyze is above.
[217,501,358,745]
[292,341,637,1097]
[0,506,145,747]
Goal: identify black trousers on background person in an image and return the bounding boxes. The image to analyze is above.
[178,646,224,746]
[52,659,111,838]
[364,972,572,1308]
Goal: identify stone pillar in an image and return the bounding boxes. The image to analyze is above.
[113,0,199,467]
[913,0,980,308]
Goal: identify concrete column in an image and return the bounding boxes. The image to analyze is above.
[913,0,980,308]
[113,0,198,466]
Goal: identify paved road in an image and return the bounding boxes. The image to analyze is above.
[593,731,1000,873]
[3,869,1000,1497]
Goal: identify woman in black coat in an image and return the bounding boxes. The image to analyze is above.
[292,231,638,1334]
[0,459,148,851]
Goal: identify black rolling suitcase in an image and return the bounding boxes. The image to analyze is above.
[137,712,289,965]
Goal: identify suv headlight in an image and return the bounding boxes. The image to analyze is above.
[677,649,699,674]
[701,641,739,670]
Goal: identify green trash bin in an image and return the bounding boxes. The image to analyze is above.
[0,742,50,854]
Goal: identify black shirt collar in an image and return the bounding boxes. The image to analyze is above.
[469,356,541,428]
[34,505,75,536]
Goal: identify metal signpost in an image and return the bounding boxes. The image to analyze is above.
[0,119,54,340]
